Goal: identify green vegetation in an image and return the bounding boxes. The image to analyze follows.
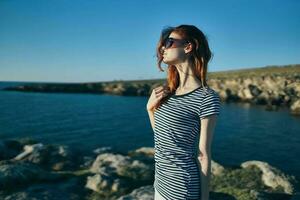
[207,64,300,79]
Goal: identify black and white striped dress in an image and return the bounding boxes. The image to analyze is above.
[153,86,221,200]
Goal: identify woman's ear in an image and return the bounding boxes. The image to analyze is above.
[184,42,193,54]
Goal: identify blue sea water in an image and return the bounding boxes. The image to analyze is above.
[0,81,300,181]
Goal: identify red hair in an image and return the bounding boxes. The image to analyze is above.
[153,24,213,110]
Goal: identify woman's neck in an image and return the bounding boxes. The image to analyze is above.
[174,61,202,90]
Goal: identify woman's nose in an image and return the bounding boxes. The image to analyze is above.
[161,46,165,53]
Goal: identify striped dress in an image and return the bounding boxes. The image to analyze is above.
[153,86,221,200]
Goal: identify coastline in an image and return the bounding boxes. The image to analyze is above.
[2,64,300,116]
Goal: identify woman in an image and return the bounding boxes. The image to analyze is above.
[146,24,221,200]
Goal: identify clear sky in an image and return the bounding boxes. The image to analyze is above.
[0,0,299,83]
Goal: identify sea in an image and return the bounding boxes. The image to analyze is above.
[0,81,299,181]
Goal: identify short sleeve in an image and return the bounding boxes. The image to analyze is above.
[198,89,221,120]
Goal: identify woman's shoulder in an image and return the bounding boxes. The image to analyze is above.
[201,86,221,103]
[194,86,221,118]
[201,86,220,97]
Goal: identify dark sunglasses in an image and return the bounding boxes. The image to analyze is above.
[163,37,189,49]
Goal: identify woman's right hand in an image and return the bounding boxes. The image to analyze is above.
[146,85,169,112]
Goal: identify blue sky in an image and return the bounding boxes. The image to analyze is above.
[0,0,299,83]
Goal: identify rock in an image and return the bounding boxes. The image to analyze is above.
[93,146,113,154]
[284,87,296,97]
[136,87,148,96]
[90,153,131,175]
[85,172,128,195]
[248,84,262,97]
[255,91,269,105]
[80,156,95,169]
[117,185,154,200]
[211,160,225,176]
[3,191,77,200]
[86,152,155,197]
[89,153,153,181]
[210,163,264,199]
[238,87,253,100]
[290,99,300,115]
[1,141,300,200]
[223,88,240,102]
[127,147,155,163]
[1,179,82,200]
[13,143,44,161]
[11,143,79,171]
[264,76,278,91]
[241,160,298,194]
[249,189,292,200]
[0,140,24,160]
[128,147,155,158]
[218,90,228,101]
[224,79,240,91]
[270,91,285,106]
[0,161,61,190]
[243,78,253,87]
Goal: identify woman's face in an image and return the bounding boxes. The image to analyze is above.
[162,32,190,65]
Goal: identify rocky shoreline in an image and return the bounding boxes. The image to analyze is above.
[2,64,300,116]
[0,137,299,200]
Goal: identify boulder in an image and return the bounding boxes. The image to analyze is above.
[241,160,298,194]
[11,143,79,171]
[211,160,225,176]
[89,153,153,181]
[1,178,82,200]
[0,140,24,160]
[0,161,61,190]
[290,99,300,115]
[117,185,154,200]
[85,172,128,195]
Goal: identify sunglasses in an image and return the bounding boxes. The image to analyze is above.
[163,37,189,49]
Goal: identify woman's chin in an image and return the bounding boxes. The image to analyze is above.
[163,58,171,64]
[163,59,176,65]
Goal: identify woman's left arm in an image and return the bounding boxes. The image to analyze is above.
[197,114,218,200]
